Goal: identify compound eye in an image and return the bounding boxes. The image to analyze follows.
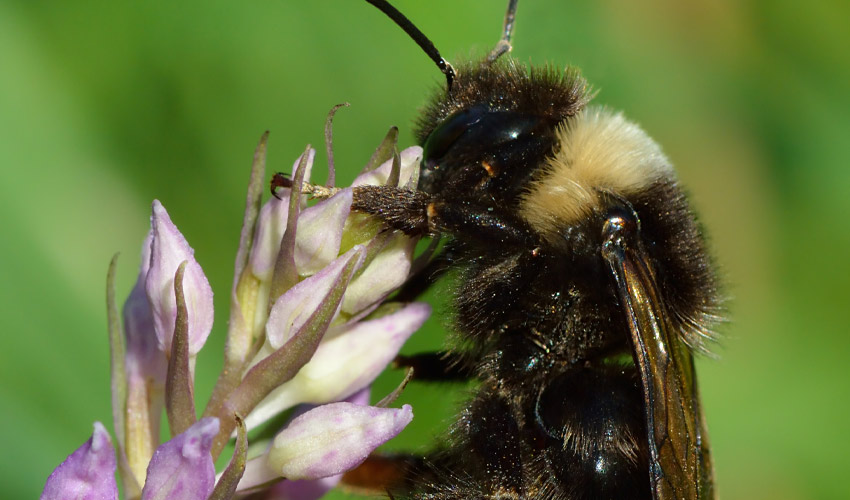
[422,107,543,169]
[422,106,487,168]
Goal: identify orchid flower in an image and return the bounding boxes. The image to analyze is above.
[41,126,428,500]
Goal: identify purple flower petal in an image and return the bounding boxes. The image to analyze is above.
[344,386,371,406]
[280,387,372,435]
[124,232,163,380]
[262,475,341,500]
[342,233,417,314]
[249,150,316,281]
[264,245,365,350]
[140,417,219,500]
[123,233,167,484]
[267,403,413,480]
[275,302,430,406]
[41,422,118,500]
[145,200,214,356]
[293,189,352,275]
[249,196,290,281]
[236,461,341,499]
[352,146,422,187]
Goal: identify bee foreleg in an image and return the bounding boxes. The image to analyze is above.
[352,185,535,247]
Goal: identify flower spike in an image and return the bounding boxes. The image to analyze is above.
[48,128,430,500]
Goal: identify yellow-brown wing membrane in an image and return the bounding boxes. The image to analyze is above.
[601,208,714,500]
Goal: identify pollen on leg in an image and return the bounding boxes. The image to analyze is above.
[426,203,439,230]
[481,161,496,177]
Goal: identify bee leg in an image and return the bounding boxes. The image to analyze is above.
[394,351,474,382]
[352,185,535,247]
[339,453,422,495]
[393,245,455,302]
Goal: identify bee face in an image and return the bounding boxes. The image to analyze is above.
[416,62,589,201]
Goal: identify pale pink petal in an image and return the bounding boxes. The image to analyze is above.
[140,417,218,500]
[250,196,291,281]
[342,234,417,314]
[254,303,429,412]
[343,386,371,406]
[250,149,316,281]
[41,422,118,500]
[262,475,341,500]
[264,245,365,349]
[267,403,413,480]
[145,201,214,356]
[123,233,167,484]
[293,189,352,275]
[125,231,167,384]
[353,146,423,187]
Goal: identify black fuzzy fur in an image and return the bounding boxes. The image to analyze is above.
[415,60,592,145]
[348,59,721,500]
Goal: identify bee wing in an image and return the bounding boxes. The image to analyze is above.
[602,214,714,500]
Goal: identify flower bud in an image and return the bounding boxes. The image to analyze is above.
[145,200,214,356]
[267,403,413,480]
[41,422,118,500]
[140,417,219,500]
[245,302,426,431]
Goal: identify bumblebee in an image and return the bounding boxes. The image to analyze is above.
[281,1,722,498]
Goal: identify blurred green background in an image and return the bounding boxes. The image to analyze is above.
[2,0,849,498]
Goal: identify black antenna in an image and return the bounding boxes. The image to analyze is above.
[364,0,455,90]
[485,0,520,64]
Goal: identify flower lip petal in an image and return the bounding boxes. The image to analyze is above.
[41,422,118,500]
[267,403,413,480]
[141,417,219,500]
[145,200,215,356]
